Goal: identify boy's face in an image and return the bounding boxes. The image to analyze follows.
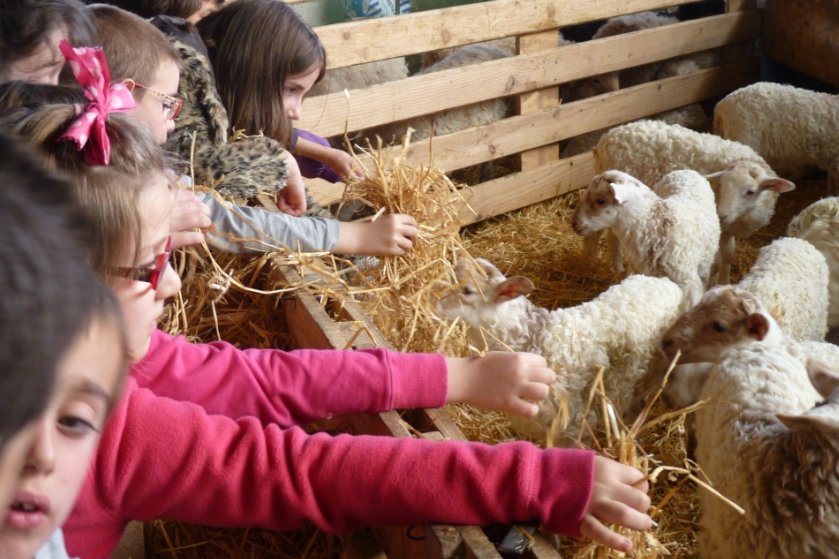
[283,64,320,121]
[0,319,124,559]
[130,59,181,145]
[110,174,181,363]
[1,26,66,85]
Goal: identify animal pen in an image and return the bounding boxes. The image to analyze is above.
[138,0,812,557]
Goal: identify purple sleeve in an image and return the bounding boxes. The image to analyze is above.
[294,128,343,183]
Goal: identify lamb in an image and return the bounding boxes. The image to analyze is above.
[692,326,839,557]
[735,237,829,342]
[365,44,511,146]
[571,169,720,308]
[713,82,839,189]
[593,120,795,284]
[660,284,835,408]
[434,257,683,445]
[787,197,839,336]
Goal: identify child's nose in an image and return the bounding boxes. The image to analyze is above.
[25,419,56,474]
[286,100,301,121]
[156,262,182,302]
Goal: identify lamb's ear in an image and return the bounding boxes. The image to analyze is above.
[476,258,505,282]
[609,180,637,205]
[806,360,839,399]
[494,276,534,303]
[745,312,770,341]
[759,177,795,194]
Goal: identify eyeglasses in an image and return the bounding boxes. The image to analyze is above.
[135,83,183,120]
[112,237,172,290]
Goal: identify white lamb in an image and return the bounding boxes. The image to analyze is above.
[689,314,839,557]
[660,284,836,408]
[713,82,839,189]
[572,169,720,308]
[435,257,683,446]
[593,120,795,284]
[365,44,511,145]
[787,197,839,336]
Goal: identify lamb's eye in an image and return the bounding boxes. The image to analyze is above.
[461,286,476,296]
[745,189,756,196]
[711,321,726,333]
[595,198,606,206]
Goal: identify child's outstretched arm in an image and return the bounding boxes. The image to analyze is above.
[582,456,652,553]
[294,135,365,180]
[445,352,555,417]
[333,214,418,256]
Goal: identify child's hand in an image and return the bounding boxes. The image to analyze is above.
[327,147,366,180]
[333,214,418,256]
[444,352,554,416]
[277,155,307,216]
[580,456,652,553]
[171,189,212,249]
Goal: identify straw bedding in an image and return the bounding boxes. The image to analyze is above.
[146,146,832,557]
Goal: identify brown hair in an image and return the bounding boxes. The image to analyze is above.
[0,0,98,80]
[0,101,169,279]
[88,4,180,89]
[197,0,325,146]
[89,0,202,20]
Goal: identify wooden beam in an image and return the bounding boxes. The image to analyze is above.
[302,11,761,136]
[518,31,561,171]
[315,0,701,69]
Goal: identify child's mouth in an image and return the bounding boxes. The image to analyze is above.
[5,494,50,530]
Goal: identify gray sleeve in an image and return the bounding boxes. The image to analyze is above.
[197,192,340,254]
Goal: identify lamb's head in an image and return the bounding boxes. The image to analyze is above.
[435,257,534,328]
[661,285,782,363]
[563,72,619,101]
[777,361,839,435]
[572,170,647,236]
[704,160,795,228]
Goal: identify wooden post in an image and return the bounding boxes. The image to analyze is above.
[517,31,561,170]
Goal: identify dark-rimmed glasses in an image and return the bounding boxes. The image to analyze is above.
[112,237,172,290]
[135,83,183,120]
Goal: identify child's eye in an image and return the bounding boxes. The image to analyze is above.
[57,416,99,437]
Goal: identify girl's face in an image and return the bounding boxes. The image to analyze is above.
[1,26,66,85]
[282,64,320,121]
[0,318,124,559]
[110,173,181,363]
[130,60,181,145]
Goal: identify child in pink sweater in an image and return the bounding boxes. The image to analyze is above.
[0,45,652,559]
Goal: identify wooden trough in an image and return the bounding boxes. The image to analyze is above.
[142,0,769,557]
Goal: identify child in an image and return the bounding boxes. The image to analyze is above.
[1,69,651,559]
[89,4,419,256]
[0,1,418,257]
[194,0,361,181]
[0,130,129,559]
[0,0,96,84]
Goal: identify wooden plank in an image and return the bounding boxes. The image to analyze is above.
[302,11,761,136]
[726,0,757,10]
[459,153,596,225]
[519,31,561,171]
[350,61,758,177]
[315,0,700,69]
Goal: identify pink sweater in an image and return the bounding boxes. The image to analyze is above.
[64,331,595,558]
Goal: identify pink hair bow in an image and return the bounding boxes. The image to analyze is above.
[58,39,136,165]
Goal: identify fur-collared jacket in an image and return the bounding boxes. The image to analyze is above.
[165,37,328,218]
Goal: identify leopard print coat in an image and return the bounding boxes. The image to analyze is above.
[166,39,330,218]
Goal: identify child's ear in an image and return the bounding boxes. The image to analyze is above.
[122,79,137,93]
